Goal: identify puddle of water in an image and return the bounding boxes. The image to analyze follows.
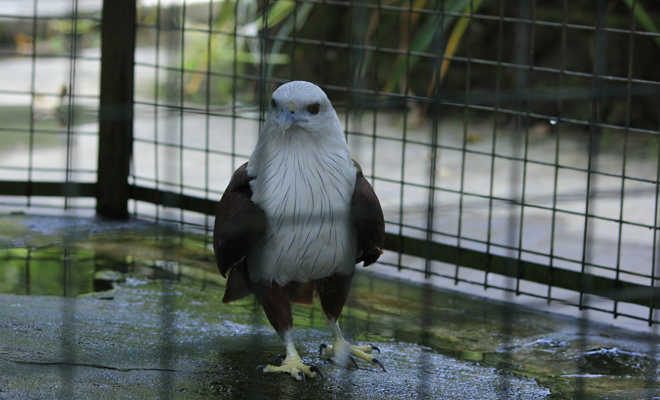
[1,214,659,399]
[0,213,216,297]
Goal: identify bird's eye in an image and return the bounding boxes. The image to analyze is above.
[308,103,321,115]
[270,98,277,109]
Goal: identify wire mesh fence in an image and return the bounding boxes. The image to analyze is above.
[0,0,101,213]
[124,0,660,326]
[1,0,660,324]
[1,0,660,396]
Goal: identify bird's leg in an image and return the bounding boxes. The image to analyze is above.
[317,273,386,371]
[320,321,386,372]
[253,282,322,381]
[258,331,322,381]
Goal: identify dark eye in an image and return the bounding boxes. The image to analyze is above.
[270,98,277,108]
[308,103,320,115]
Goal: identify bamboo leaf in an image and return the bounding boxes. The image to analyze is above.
[382,0,473,94]
[440,0,483,83]
[622,0,660,49]
[266,2,316,79]
[253,0,297,29]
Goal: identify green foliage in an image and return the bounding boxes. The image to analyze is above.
[383,0,481,94]
[623,0,660,49]
[153,0,304,104]
[0,248,94,296]
[173,0,481,103]
[49,18,98,35]
[136,0,658,131]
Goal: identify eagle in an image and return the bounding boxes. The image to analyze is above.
[213,81,385,381]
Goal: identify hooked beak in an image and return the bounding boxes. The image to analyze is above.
[278,103,297,137]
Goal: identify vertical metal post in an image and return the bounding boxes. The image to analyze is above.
[96,0,136,219]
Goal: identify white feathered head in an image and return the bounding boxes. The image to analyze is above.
[262,81,344,142]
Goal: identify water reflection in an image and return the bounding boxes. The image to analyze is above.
[1,247,94,296]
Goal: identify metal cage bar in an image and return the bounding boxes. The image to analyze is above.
[96,0,137,218]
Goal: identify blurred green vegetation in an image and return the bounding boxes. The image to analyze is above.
[132,0,660,136]
[0,214,219,298]
[0,0,657,152]
[0,248,95,296]
[0,15,100,55]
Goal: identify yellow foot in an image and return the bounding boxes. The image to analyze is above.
[319,342,387,372]
[256,354,323,381]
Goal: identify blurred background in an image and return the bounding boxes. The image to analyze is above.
[1,1,660,397]
[1,0,660,325]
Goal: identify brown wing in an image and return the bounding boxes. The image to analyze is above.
[352,160,385,266]
[213,162,266,302]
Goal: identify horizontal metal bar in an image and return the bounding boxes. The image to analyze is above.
[0,166,97,174]
[0,201,95,211]
[0,89,100,99]
[127,185,659,310]
[380,258,660,324]
[382,234,660,310]
[130,178,226,197]
[0,14,100,21]
[132,137,250,160]
[0,52,101,61]
[4,182,653,309]
[125,181,657,278]
[385,220,656,281]
[133,100,261,120]
[0,126,98,136]
[129,185,218,216]
[0,181,96,197]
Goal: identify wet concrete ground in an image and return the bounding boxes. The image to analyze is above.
[1,214,659,399]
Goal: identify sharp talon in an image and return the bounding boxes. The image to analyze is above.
[274,354,285,365]
[255,365,266,375]
[319,343,327,355]
[298,370,305,382]
[371,345,381,354]
[372,358,387,372]
[350,355,359,370]
[310,365,324,379]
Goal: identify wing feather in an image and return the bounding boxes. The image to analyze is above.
[351,160,385,266]
[213,162,266,289]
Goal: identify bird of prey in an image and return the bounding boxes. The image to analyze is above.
[213,81,385,381]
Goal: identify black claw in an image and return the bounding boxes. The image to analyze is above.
[350,356,359,370]
[372,358,387,372]
[298,370,306,382]
[255,365,266,375]
[371,345,381,354]
[310,365,324,379]
[319,343,327,355]
[274,354,285,365]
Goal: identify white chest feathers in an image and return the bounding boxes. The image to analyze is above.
[247,141,358,285]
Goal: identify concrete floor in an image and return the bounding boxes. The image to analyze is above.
[0,215,659,399]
